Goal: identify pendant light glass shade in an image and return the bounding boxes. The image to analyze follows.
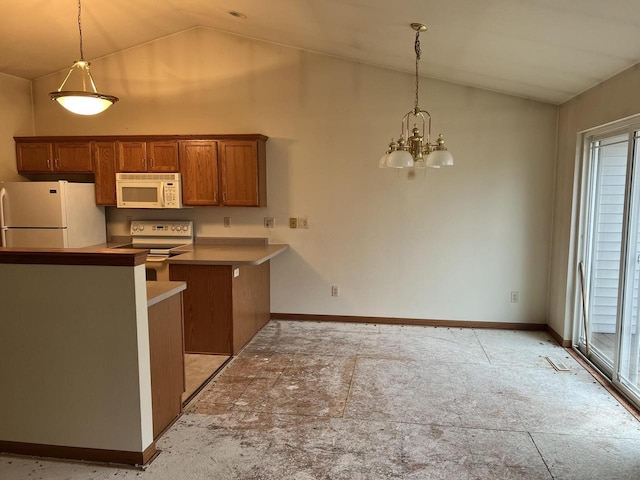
[426,149,454,167]
[386,149,414,168]
[52,91,116,115]
[49,1,118,115]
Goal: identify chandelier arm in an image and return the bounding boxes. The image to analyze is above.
[401,111,412,143]
[419,108,432,144]
[56,66,77,93]
[85,68,99,93]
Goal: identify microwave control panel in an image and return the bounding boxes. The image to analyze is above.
[164,182,180,208]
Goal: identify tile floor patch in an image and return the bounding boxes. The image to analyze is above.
[1,320,639,480]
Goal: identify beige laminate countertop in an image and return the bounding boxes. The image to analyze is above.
[146,281,186,307]
[168,243,289,266]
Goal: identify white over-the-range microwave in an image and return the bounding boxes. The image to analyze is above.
[116,173,184,209]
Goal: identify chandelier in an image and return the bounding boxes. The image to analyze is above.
[379,23,453,169]
[49,0,118,115]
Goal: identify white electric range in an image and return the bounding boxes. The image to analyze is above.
[129,220,194,281]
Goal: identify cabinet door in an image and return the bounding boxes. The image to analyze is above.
[93,141,117,205]
[16,143,53,172]
[54,142,92,172]
[148,141,179,172]
[179,140,219,206]
[170,264,233,354]
[148,293,185,439]
[117,141,147,172]
[219,140,264,206]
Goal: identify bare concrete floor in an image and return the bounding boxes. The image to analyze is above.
[2,320,640,479]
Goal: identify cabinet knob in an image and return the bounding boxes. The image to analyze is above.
[54,158,59,169]
[46,159,51,169]
[222,192,227,204]
[150,158,154,168]
[214,192,218,203]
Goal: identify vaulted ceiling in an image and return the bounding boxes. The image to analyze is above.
[2,0,639,104]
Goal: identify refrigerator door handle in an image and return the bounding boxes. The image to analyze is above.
[0,187,7,247]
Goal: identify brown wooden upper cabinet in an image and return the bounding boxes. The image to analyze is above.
[180,140,220,206]
[219,140,266,207]
[16,141,93,173]
[92,141,118,205]
[180,138,266,207]
[117,140,179,173]
[15,135,267,207]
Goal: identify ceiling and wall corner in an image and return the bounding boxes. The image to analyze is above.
[1,0,640,105]
[0,73,34,182]
[27,27,558,324]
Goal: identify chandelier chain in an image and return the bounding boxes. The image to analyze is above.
[77,0,84,60]
[414,30,421,110]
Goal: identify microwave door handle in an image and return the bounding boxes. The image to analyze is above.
[0,188,6,247]
[160,182,166,207]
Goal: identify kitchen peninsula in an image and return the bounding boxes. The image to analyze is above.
[0,240,288,466]
[168,239,288,355]
[0,248,181,465]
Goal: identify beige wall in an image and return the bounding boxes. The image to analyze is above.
[0,72,33,181]
[550,64,640,339]
[31,27,558,324]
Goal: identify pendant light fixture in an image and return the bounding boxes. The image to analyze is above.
[379,23,453,169]
[49,0,118,115]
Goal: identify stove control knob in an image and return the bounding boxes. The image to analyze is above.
[182,224,189,232]
[171,225,177,231]
[139,225,145,231]
[132,223,139,231]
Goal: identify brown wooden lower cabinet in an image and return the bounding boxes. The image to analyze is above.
[148,292,185,439]
[169,262,270,355]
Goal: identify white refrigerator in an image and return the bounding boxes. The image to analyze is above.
[0,181,106,248]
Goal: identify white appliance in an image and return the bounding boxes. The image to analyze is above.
[116,173,183,209]
[0,181,106,248]
[120,220,194,281]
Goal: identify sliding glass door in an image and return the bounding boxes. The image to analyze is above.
[577,125,640,406]
[619,132,640,397]
[580,133,629,373]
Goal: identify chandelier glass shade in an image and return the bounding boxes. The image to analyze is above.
[49,0,118,115]
[379,23,453,169]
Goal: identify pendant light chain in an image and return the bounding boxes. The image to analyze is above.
[77,0,84,60]
[414,29,421,110]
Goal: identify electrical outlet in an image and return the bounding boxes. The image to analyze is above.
[224,216,231,227]
[264,217,275,228]
[298,217,308,229]
[331,285,339,297]
[289,217,298,228]
[510,291,519,303]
